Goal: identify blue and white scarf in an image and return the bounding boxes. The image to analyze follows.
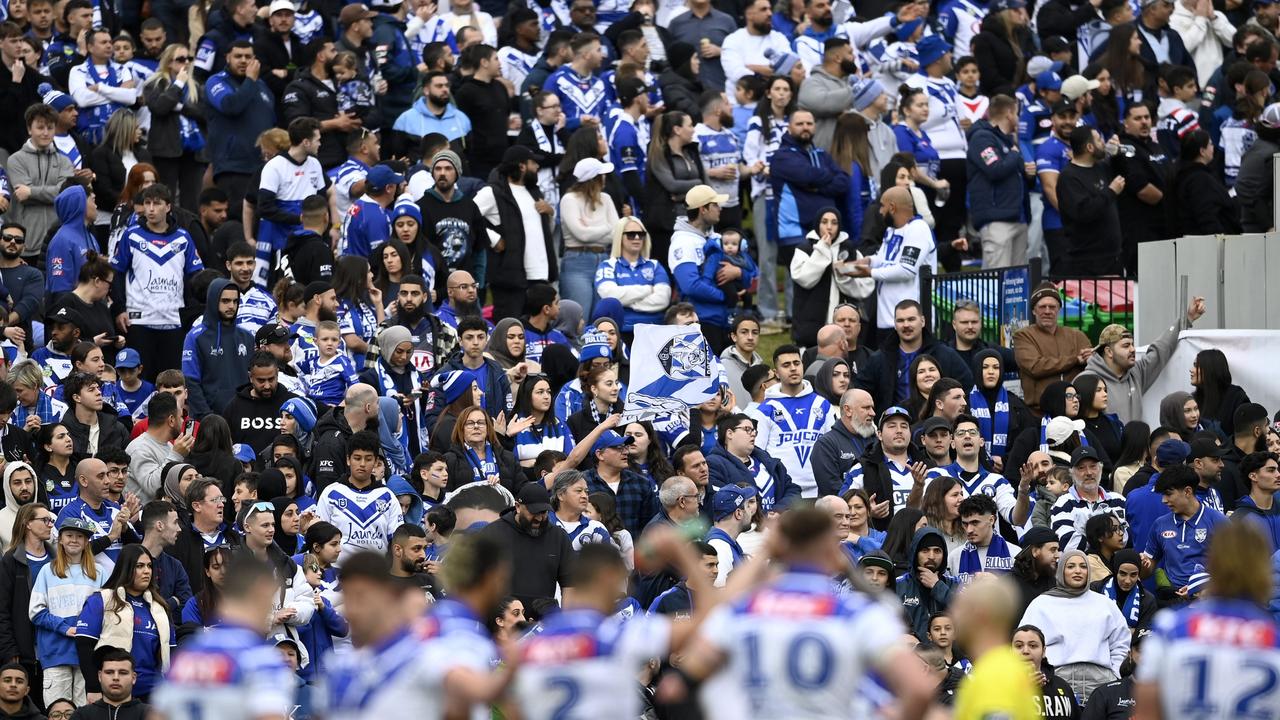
[969,386,1010,458]
[1101,576,1144,628]
[78,61,125,144]
[465,443,497,482]
[957,534,1013,581]
[1039,416,1090,454]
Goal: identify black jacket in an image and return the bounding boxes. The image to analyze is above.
[0,62,39,154]
[854,330,975,412]
[1168,162,1241,236]
[0,696,44,719]
[478,510,574,619]
[484,178,557,290]
[443,441,522,494]
[1237,135,1280,232]
[972,12,1037,96]
[1081,677,1132,720]
[0,543,52,663]
[309,409,357,492]
[1036,0,1097,48]
[705,445,803,512]
[281,229,336,286]
[143,76,207,159]
[168,517,241,596]
[91,143,154,212]
[61,408,130,457]
[811,421,874,497]
[1039,668,1084,720]
[70,699,151,720]
[857,440,926,531]
[283,69,347,169]
[658,68,703,121]
[454,76,513,179]
[222,382,297,457]
[643,143,708,237]
[251,26,304,109]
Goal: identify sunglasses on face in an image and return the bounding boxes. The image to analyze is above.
[623,231,646,239]
[1,234,24,244]
[172,55,190,63]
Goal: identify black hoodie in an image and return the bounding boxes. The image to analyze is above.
[222,382,297,457]
[66,698,151,720]
[477,510,574,620]
[0,696,44,719]
[280,229,336,286]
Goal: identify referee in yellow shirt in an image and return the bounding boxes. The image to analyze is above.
[952,574,1040,720]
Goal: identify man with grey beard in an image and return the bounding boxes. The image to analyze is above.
[812,388,877,496]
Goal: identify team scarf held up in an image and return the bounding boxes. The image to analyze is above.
[956,533,1013,582]
[1100,576,1144,627]
[968,385,1010,458]
[465,443,498,482]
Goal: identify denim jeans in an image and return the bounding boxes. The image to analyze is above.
[559,249,607,320]
[752,199,779,320]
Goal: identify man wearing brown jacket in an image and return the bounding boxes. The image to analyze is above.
[1013,282,1092,410]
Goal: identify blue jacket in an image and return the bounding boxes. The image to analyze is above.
[895,526,956,640]
[668,218,730,328]
[387,475,425,526]
[768,133,850,246]
[391,98,471,142]
[295,594,348,682]
[966,119,1026,229]
[205,70,276,176]
[1237,496,1280,553]
[30,563,102,668]
[440,356,512,420]
[705,445,802,513]
[153,549,193,618]
[700,237,758,300]
[45,185,98,294]
[371,14,417,122]
[182,278,254,419]
[1125,475,1170,555]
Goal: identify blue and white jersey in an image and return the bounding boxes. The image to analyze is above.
[1219,117,1256,187]
[498,46,539,90]
[517,609,670,720]
[116,379,155,418]
[1142,504,1227,589]
[297,353,360,407]
[55,497,127,572]
[236,285,277,336]
[937,0,986,55]
[1135,599,1280,720]
[543,65,613,132]
[553,515,614,551]
[696,568,904,719]
[152,623,297,720]
[593,256,671,331]
[695,122,742,208]
[293,8,326,43]
[110,224,204,329]
[923,463,1017,523]
[337,298,378,368]
[258,154,327,287]
[751,386,835,498]
[340,196,392,258]
[329,157,371,220]
[603,107,648,189]
[524,324,574,366]
[315,481,404,559]
[845,458,914,509]
[513,419,575,465]
[52,134,83,170]
[904,73,966,159]
[30,345,73,387]
[743,114,788,199]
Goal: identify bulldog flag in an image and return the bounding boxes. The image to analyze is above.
[621,323,723,424]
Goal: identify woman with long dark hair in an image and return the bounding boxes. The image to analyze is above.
[830,113,874,233]
[922,476,965,554]
[1110,420,1150,493]
[1217,68,1269,188]
[893,86,949,200]
[744,75,796,325]
[1073,374,1123,463]
[332,255,383,369]
[371,237,413,304]
[622,421,674,484]
[1082,63,1123,139]
[971,0,1034,96]
[34,424,76,515]
[1167,129,1241,235]
[1159,391,1217,440]
[586,492,633,569]
[53,251,118,351]
[904,354,942,421]
[510,375,574,466]
[180,545,230,628]
[1190,349,1250,435]
[75,544,175,701]
[557,126,626,215]
[644,110,708,263]
[1099,25,1150,105]
[567,366,624,443]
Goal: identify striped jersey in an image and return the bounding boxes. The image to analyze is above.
[752,387,835,498]
[297,353,360,407]
[515,608,671,720]
[329,157,370,220]
[924,463,1017,523]
[235,285,278,336]
[151,623,296,720]
[1050,486,1128,552]
[315,481,404,559]
[553,514,613,551]
[697,569,904,719]
[1135,599,1280,720]
[110,224,204,328]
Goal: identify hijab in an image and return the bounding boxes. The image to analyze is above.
[555,299,584,346]
[969,348,1011,458]
[811,357,850,405]
[1159,391,1195,438]
[377,396,410,476]
[486,318,524,370]
[162,463,195,510]
[258,469,288,502]
[270,496,299,555]
[541,344,579,394]
[376,325,414,375]
[1044,549,1091,598]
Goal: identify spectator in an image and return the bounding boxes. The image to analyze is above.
[852,187,937,336]
[812,388,877,497]
[964,349,1025,473]
[771,108,849,261]
[1013,282,1093,410]
[720,0,802,96]
[315,431,403,557]
[222,353,296,457]
[191,0,257,84]
[667,0,736,93]
[205,41,276,217]
[0,502,53,695]
[542,33,611,133]
[1235,102,1280,232]
[1135,0,1195,71]
[1056,126,1126,274]
[1035,99,1080,272]
[1170,0,1237,86]
[719,315,762,410]
[706,413,802,514]
[30,516,101,707]
[10,105,75,265]
[950,494,1021,584]
[594,217,673,334]
[753,344,835,497]
[478,482,573,619]
[1051,447,1127,552]
[0,22,40,155]
[76,646,151,719]
[68,29,142,145]
[125,394,187,503]
[966,94,1029,267]
[393,71,472,146]
[559,158,620,315]
[582,430,658,538]
[454,44,511,180]
[252,0,303,107]
[283,39,360,173]
[797,37,857,150]
[972,0,1035,96]
[895,526,956,640]
[136,500,192,618]
[668,185,733,352]
[181,279,253,419]
[0,223,44,348]
[1112,102,1170,274]
[743,75,794,326]
[1018,549,1130,700]
[644,111,709,263]
[368,1,416,127]
[142,44,208,212]
[855,300,972,410]
[473,146,556,321]
[442,405,522,493]
[1167,129,1242,234]
[61,373,129,459]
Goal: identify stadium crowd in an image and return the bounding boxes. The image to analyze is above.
[0,0,1277,714]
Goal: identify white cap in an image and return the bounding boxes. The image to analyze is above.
[268,0,296,14]
[572,157,614,183]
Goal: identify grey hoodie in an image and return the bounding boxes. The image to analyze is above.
[1083,314,1190,425]
[5,139,75,257]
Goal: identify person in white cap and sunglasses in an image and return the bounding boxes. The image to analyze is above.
[559,157,620,315]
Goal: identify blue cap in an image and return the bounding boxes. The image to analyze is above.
[280,397,318,433]
[1036,69,1064,92]
[592,430,634,454]
[878,406,912,428]
[1155,439,1191,466]
[432,370,472,405]
[578,328,613,364]
[233,444,256,463]
[57,516,98,535]
[366,164,404,190]
[391,194,422,226]
[114,348,141,369]
[712,485,757,521]
[916,34,952,68]
[894,17,924,41]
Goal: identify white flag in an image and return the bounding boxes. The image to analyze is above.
[621,323,724,424]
